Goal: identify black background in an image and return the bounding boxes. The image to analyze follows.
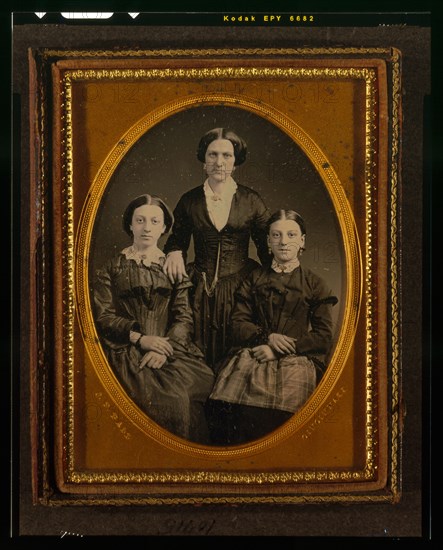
[6,0,435,542]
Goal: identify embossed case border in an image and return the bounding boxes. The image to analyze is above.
[29,47,402,505]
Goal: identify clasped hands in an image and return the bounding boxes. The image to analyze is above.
[251,333,297,363]
[138,335,174,370]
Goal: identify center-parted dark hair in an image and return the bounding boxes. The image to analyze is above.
[266,209,307,236]
[122,194,174,236]
[197,128,248,166]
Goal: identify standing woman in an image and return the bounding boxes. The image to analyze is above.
[163,128,271,371]
[93,194,215,443]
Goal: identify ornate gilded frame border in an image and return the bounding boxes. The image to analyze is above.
[29,47,402,505]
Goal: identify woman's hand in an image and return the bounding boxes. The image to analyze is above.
[139,335,174,356]
[163,251,188,284]
[268,333,297,355]
[251,345,277,363]
[139,351,167,370]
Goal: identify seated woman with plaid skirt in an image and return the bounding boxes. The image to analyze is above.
[207,209,338,445]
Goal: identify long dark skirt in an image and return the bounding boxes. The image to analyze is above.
[189,260,259,371]
[206,400,293,446]
[106,340,214,444]
[207,352,317,446]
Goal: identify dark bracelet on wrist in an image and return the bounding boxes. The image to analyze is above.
[134,334,143,350]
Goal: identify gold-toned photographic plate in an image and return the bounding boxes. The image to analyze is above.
[29,48,401,504]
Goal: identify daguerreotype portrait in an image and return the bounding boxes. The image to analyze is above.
[89,108,345,447]
[28,45,404,505]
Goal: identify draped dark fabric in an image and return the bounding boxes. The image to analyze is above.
[209,266,338,412]
[231,266,338,369]
[93,254,214,443]
[164,184,271,368]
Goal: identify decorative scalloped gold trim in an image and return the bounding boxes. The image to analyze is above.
[364,69,377,485]
[46,493,395,507]
[42,47,392,59]
[32,45,401,506]
[62,66,374,485]
[60,72,76,479]
[389,48,402,499]
[35,51,51,501]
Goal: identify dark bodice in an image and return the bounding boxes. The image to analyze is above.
[231,265,338,368]
[93,254,194,349]
[193,225,255,279]
[164,184,271,279]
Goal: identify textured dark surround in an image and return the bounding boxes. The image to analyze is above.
[13,21,430,537]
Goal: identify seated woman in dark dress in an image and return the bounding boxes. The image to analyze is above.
[208,209,338,445]
[93,194,215,443]
[162,128,271,371]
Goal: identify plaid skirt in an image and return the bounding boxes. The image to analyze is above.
[209,349,316,413]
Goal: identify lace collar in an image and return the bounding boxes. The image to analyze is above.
[271,258,300,273]
[122,245,165,267]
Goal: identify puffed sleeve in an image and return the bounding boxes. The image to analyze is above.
[163,194,193,263]
[250,191,272,267]
[296,275,338,356]
[93,261,140,346]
